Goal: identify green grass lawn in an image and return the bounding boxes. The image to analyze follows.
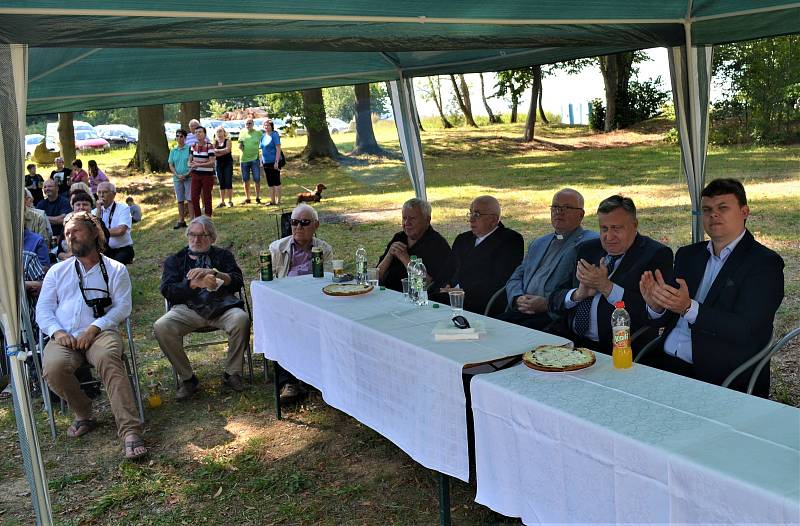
[3,120,799,524]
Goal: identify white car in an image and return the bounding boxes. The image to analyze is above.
[25,134,44,159]
[326,117,352,134]
[45,120,94,151]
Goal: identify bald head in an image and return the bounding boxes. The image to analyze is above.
[469,195,501,237]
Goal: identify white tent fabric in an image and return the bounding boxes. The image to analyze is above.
[668,44,714,243]
[0,43,52,526]
[389,78,427,201]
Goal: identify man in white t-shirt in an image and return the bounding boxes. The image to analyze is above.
[93,182,134,264]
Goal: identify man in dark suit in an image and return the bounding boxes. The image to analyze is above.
[431,196,523,315]
[499,188,598,330]
[639,178,784,397]
[549,195,673,354]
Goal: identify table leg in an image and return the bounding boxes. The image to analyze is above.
[437,471,451,526]
[273,361,282,420]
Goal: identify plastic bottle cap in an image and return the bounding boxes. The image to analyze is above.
[614,301,625,308]
[432,303,439,308]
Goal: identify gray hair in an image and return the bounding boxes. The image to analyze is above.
[403,198,432,219]
[555,188,585,208]
[292,203,319,221]
[98,181,116,194]
[189,119,200,128]
[472,195,501,216]
[187,216,217,242]
[23,188,32,199]
[597,194,636,218]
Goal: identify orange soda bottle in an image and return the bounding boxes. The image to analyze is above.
[611,301,633,369]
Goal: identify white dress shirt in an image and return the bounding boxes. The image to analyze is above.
[36,254,132,338]
[564,255,625,342]
[93,201,133,249]
[474,226,499,246]
[648,229,747,363]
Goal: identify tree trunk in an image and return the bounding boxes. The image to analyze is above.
[479,73,500,124]
[537,85,549,124]
[301,88,340,161]
[510,98,519,123]
[416,108,425,132]
[57,112,76,164]
[179,101,200,131]
[599,52,634,131]
[523,66,542,142]
[128,105,170,172]
[428,77,453,128]
[449,74,478,127]
[351,83,389,156]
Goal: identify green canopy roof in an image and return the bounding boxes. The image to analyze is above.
[1,1,796,114]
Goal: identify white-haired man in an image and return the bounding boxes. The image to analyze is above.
[154,217,250,400]
[93,182,134,264]
[36,211,146,460]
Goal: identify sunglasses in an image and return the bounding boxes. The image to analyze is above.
[290,218,313,227]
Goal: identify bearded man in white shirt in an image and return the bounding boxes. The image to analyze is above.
[36,211,146,460]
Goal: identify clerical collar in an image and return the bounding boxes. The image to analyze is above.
[554,233,564,240]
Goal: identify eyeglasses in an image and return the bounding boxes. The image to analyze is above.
[550,205,583,213]
[466,211,498,220]
[290,218,313,227]
[175,134,186,138]
[187,232,210,238]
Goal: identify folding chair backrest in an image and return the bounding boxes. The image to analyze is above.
[280,212,292,238]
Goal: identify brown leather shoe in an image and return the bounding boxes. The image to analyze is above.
[222,372,244,392]
[176,378,200,401]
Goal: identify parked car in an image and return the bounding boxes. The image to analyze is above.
[25,134,44,159]
[326,117,352,134]
[74,129,110,153]
[95,124,138,146]
[164,122,181,141]
[221,120,242,139]
[45,120,94,151]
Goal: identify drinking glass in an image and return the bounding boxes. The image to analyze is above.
[367,267,379,289]
[448,289,465,313]
[332,259,344,278]
[401,277,410,299]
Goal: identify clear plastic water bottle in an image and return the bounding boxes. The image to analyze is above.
[407,256,419,303]
[415,258,428,306]
[355,245,367,284]
[611,301,633,369]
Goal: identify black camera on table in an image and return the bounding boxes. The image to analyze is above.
[86,297,112,318]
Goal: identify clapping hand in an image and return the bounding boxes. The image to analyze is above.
[649,270,692,315]
[576,258,613,297]
[639,270,666,313]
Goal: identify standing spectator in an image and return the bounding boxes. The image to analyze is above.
[260,119,282,206]
[87,160,109,195]
[168,129,192,229]
[213,126,234,208]
[237,118,262,204]
[36,179,71,238]
[94,182,135,264]
[126,197,142,223]
[185,119,201,147]
[70,159,89,187]
[25,163,45,204]
[50,157,71,195]
[188,126,216,217]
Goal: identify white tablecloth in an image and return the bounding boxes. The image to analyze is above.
[471,355,800,524]
[251,275,569,481]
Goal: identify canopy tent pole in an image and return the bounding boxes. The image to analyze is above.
[389,78,427,201]
[0,43,53,526]
[668,25,713,243]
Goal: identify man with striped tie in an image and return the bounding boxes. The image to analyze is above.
[549,195,673,355]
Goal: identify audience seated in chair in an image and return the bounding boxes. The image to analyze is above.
[498,188,597,330]
[154,216,249,400]
[639,178,784,397]
[93,182,135,265]
[35,211,146,460]
[549,195,673,355]
[376,198,451,293]
[431,195,523,315]
[268,204,333,402]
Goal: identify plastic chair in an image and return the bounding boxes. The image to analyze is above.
[36,318,144,439]
[163,286,254,388]
[483,286,508,317]
[722,326,800,395]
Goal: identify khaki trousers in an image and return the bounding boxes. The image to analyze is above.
[153,304,249,383]
[43,330,142,440]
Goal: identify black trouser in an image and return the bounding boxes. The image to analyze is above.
[494,310,556,332]
[105,244,135,264]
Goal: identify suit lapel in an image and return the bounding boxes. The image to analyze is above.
[702,230,754,306]
[679,243,709,297]
[608,233,643,283]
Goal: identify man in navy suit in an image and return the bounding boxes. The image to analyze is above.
[640,178,784,397]
[431,196,523,315]
[549,195,673,354]
[498,188,597,329]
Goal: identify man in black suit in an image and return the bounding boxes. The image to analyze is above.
[639,178,784,397]
[549,195,673,354]
[431,196,523,315]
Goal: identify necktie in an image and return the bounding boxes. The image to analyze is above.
[573,254,623,337]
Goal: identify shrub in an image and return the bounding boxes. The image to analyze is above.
[589,98,605,130]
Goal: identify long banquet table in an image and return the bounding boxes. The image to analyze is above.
[471,353,800,525]
[251,274,569,482]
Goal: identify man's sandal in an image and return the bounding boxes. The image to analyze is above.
[124,436,148,461]
[66,419,97,438]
